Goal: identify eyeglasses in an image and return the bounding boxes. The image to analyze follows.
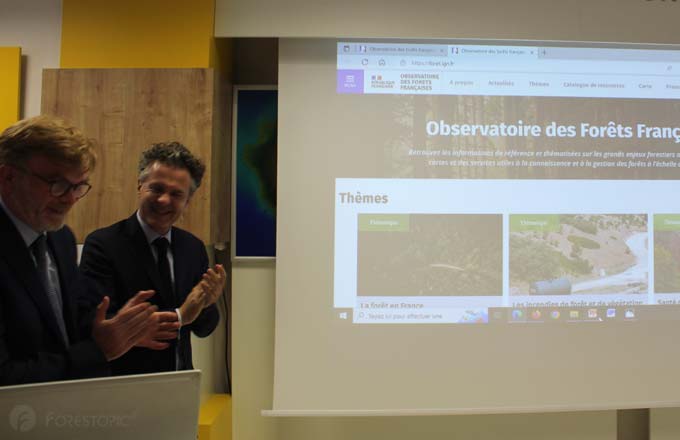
[17,168,92,199]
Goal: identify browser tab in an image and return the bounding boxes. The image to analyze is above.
[338,41,680,99]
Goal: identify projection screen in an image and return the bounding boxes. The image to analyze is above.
[271,38,680,415]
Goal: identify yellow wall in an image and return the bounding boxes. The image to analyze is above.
[60,0,214,68]
[199,394,232,440]
[0,47,21,131]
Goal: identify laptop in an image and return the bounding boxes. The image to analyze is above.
[0,370,201,440]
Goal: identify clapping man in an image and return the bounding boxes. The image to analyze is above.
[80,142,225,375]
[0,116,159,385]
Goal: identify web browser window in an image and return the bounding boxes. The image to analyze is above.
[334,40,680,325]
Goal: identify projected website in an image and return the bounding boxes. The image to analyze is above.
[334,41,680,324]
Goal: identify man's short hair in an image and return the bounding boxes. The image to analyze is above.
[0,115,97,171]
[138,142,206,195]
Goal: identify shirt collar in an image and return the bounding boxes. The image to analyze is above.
[136,210,172,245]
[0,195,42,247]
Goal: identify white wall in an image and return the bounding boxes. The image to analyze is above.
[0,0,62,117]
[216,0,680,44]
[222,1,680,436]
[232,262,278,439]
[233,264,623,439]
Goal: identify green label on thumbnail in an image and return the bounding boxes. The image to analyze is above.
[359,214,410,232]
[655,214,680,231]
[510,214,560,232]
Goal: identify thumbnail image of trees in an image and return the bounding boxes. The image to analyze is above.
[357,214,502,296]
[654,231,680,293]
[509,214,647,295]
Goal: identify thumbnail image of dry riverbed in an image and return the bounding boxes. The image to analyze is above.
[510,214,647,295]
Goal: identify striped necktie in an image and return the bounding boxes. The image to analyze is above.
[31,234,69,345]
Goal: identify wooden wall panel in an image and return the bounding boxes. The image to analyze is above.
[41,68,221,244]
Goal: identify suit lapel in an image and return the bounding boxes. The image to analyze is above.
[0,208,68,347]
[123,214,168,307]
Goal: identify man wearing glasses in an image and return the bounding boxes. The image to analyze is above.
[0,115,159,385]
[80,142,225,375]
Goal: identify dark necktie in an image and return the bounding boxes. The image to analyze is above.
[31,234,69,345]
[152,237,183,370]
[152,237,175,305]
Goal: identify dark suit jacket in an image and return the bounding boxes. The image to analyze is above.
[79,213,219,375]
[0,207,108,385]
